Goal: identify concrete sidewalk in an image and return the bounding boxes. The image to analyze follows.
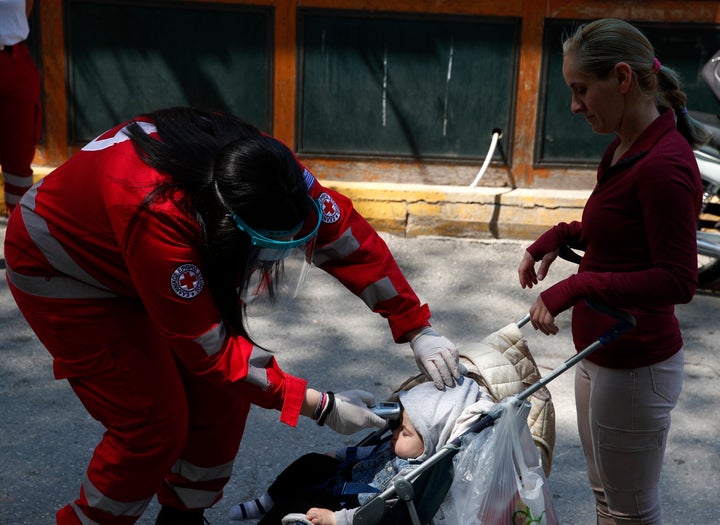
[0,231,718,524]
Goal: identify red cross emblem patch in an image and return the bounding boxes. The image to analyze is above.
[170,263,205,299]
[318,192,341,224]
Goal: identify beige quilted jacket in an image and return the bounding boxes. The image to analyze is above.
[392,323,556,477]
[459,323,556,477]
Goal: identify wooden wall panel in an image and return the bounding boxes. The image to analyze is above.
[33,0,720,189]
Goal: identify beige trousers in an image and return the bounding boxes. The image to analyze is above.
[575,349,683,525]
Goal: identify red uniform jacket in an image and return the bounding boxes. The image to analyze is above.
[5,120,431,425]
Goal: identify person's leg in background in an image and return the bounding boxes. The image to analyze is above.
[575,351,683,524]
[0,42,41,215]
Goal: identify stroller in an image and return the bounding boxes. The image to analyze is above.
[280,299,635,525]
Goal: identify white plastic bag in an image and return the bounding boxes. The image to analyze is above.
[450,397,559,525]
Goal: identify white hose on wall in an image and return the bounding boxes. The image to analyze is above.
[469,128,503,188]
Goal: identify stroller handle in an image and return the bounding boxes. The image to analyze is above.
[515,299,635,401]
[517,298,635,334]
[469,299,635,440]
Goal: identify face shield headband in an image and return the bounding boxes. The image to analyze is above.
[232,195,322,305]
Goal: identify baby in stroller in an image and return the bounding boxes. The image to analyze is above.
[229,377,492,525]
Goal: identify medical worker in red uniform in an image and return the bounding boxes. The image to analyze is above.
[0,0,41,214]
[517,19,706,524]
[4,107,461,525]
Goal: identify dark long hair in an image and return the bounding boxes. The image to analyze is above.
[123,107,309,337]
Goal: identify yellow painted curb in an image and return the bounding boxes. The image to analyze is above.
[322,181,589,240]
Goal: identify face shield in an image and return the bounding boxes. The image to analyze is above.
[233,195,321,306]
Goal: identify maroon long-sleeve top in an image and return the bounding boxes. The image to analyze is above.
[528,110,702,368]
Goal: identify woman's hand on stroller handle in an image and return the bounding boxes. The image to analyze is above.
[529,296,559,336]
[315,390,386,435]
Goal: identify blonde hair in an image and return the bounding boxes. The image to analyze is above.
[563,18,709,149]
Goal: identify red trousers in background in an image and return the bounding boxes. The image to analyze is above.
[0,41,41,214]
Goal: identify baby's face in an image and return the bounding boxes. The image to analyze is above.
[390,411,424,459]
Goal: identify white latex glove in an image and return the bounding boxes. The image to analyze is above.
[448,396,498,442]
[410,327,461,389]
[318,390,385,435]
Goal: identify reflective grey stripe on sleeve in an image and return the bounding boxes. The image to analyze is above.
[248,344,273,367]
[358,276,399,310]
[6,266,121,299]
[244,345,272,388]
[20,183,116,294]
[80,474,152,518]
[81,121,157,152]
[193,328,269,388]
[171,458,234,482]
[194,322,227,356]
[312,227,361,266]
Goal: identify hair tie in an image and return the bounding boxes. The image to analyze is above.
[652,57,662,74]
[680,107,688,116]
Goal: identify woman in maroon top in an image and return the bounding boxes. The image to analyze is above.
[517,19,708,524]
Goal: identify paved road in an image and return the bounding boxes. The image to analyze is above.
[1,231,718,524]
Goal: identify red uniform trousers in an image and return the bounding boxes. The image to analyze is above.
[9,284,251,525]
[0,41,41,214]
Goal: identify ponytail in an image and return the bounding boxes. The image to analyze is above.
[656,66,711,149]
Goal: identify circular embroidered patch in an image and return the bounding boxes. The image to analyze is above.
[170,264,205,299]
[318,192,341,224]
